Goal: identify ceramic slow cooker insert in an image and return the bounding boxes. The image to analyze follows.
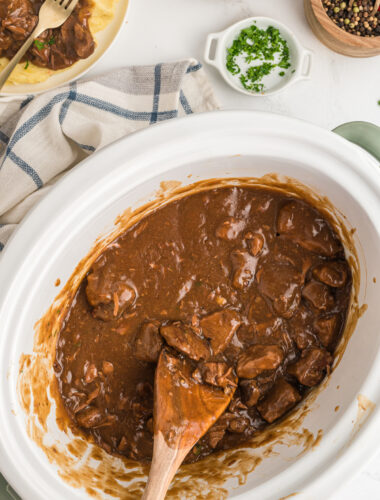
[0,111,379,500]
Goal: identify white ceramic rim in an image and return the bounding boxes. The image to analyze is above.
[204,16,312,96]
[0,0,130,97]
[0,111,379,500]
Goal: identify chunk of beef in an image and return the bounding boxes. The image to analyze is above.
[240,379,260,407]
[200,362,237,389]
[206,414,230,448]
[0,0,37,47]
[83,362,97,384]
[245,232,265,256]
[160,322,211,361]
[135,321,163,363]
[274,237,313,278]
[257,262,302,318]
[312,262,348,288]
[314,314,339,347]
[257,379,301,423]
[302,281,334,311]
[86,258,136,321]
[248,294,273,323]
[76,407,117,429]
[288,347,333,386]
[61,12,95,60]
[200,309,241,355]
[294,330,318,350]
[277,201,341,257]
[236,344,284,379]
[231,250,257,289]
[228,416,250,434]
[228,397,248,413]
[102,361,114,375]
[215,217,245,240]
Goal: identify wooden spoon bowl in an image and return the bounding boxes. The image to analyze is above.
[304,0,380,57]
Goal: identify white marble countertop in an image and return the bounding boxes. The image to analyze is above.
[87,0,380,498]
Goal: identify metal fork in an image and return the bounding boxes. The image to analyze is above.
[0,0,79,90]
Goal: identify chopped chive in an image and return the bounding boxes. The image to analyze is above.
[34,39,45,50]
[24,60,29,70]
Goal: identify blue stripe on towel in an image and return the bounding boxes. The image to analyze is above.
[59,82,77,124]
[150,64,162,124]
[8,150,43,188]
[179,90,192,114]
[20,96,34,110]
[4,91,70,157]
[74,92,176,121]
[0,242,4,251]
[74,141,95,152]
[186,63,202,73]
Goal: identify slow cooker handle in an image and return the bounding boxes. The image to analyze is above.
[333,121,380,163]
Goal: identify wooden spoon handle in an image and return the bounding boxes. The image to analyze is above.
[142,433,188,500]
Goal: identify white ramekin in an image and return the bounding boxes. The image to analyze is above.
[204,17,312,96]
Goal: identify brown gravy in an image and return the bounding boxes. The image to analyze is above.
[54,186,352,463]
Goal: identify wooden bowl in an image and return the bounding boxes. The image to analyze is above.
[304,0,380,57]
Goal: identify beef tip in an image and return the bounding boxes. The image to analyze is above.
[216,217,245,240]
[76,407,116,429]
[236,344,284,379]
[314,314,339,347]
[206,414,229,448]
[102,361,114,375]
[302,281,334,311]
[201,362,237,389]
[76,407,104,428]
[200,309,241,354]
[257,262,302,318]
[160,322,211,361]
[228,416,250,434]
[240,379,260,407]
[274,238,313,278]
[288,347,333,386]
[294,330,318,350]
[86,258,136,321]
[245,232,265,256]
[83,362,97,384]
[257,379,301,423]
[228,397,247,413]
[312,262,348,288]
[61,14,95,60]
[0,0,37,46]
[248,294,274,323]
[231,250,257,289]
[277,200,341,257]
[135,321,163,363]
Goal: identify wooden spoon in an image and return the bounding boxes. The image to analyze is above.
[142,348,236,500]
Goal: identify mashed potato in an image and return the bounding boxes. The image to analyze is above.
[0,0,120,85]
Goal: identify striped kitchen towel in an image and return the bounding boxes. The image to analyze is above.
[0,58,219,251]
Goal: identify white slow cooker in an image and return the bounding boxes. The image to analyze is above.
[0,111,379,500]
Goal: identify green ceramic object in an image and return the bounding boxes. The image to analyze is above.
[333,121,380,163]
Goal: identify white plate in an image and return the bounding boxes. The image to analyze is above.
[0,0,130,97]
[0,111,380,500]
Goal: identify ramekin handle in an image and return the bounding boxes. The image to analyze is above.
[299,49,313,79]
[204,32,223,68]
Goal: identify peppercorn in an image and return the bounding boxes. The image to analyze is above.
[322,0,380,37]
